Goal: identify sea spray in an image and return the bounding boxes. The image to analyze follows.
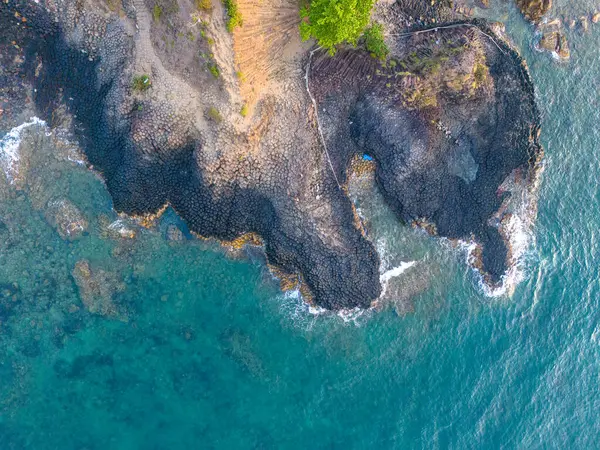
[0,117,46,184]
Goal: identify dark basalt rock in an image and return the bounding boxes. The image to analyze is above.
[0,0,541,309]
[309,21,541,284]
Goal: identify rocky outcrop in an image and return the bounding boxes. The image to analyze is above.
[310,21,541,286]
[538,22,570,60]
[0,0,542,309]
[515,0,552,22]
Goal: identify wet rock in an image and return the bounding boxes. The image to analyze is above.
[44,198,88,240]
[537,21,570,60]
[580,16,589,32]
[515,0,552,22]
[98,215,137,239]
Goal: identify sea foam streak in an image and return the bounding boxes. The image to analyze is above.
[462,165,541,297]
[0,117,46,184]
[379,261,417,297]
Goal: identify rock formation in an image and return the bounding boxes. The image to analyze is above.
[0,0,542,309]
[515,0,552,22]
[537,20,570,60]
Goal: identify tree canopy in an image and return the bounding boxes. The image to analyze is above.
[299,0,374,55]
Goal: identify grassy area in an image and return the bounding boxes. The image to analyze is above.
[132,74,151,91]
[240,104,248,117]
[222,0,243,32]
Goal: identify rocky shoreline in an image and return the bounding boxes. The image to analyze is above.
[1,0,542,309]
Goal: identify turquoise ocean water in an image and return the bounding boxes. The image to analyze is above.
[2,1,600,447]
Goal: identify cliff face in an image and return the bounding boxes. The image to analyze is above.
[0,0,542,309]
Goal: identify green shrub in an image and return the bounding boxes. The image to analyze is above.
[195,0,212,10]
[132,74,151,91]
[240,104,248,117]
[152,4,162,22]
[223,0,243,32]
[473,62,489,88]
[207,107,222,122]
[363,23,389,60]
[299,0,374,55]
[208,63,220,78]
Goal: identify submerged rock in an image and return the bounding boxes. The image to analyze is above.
[72,260,125,317]
[166,224,184,242]
[44,198,88,240]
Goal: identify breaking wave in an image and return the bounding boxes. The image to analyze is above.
[0,117,46,184]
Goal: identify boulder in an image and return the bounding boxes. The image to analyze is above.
[515,0,552,22]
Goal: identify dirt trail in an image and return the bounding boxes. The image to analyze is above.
[131,0,212,134]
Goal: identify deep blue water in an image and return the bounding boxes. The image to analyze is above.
[2,1,600,448]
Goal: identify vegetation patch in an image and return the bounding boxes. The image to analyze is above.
[195,0,212,11]
[223,0,243,32]
[240,104,248,117]
[363,23,388,60]
[299,0,374,55]
[152,4,162,22]
[208,63,220,78]
[472,62,490,90]
[207,107,223,123]
[132,74,151,91]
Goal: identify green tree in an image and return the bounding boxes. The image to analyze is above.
[300,0,374,55]
[363,23,388,60]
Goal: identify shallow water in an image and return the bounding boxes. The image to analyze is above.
[2,1,600,448]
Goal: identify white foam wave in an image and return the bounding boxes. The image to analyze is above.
[379,260,417,298]
[459,210,534,298]
[108,219,136,237]
[0,117,46,184]
[275,287,372,327]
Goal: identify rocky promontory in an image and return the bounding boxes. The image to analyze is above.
[0,0,542,309]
